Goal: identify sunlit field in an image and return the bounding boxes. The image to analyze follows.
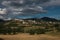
[0,33,60,40]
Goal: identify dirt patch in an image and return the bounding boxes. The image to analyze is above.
[0,34,60,40]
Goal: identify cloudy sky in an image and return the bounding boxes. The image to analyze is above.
[0,0,60,19]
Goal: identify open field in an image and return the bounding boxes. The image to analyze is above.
[0,34,60,40]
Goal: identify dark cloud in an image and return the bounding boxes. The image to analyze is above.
[0,0,50,19]
[41,0,60,7]
[1,0,50,7]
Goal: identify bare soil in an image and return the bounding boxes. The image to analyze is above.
[0,33,60,40]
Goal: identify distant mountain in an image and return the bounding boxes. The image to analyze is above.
[0,17,59,22]
[23,17,58,22]
[23,18,39,20]
[40,17,58,22]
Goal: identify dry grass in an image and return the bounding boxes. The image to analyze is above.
[0,33,60,40]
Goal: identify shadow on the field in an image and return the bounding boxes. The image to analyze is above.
[0,38,4,40]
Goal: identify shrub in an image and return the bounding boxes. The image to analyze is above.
[54,24,60,32]
[29,29,35,35]
[35,28,46,34]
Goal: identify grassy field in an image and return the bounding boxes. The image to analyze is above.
[0,33,60,40]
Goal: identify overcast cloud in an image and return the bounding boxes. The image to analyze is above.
[41,0,60,7]
[0,0,60,19]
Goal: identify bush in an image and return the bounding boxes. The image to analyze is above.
[29,28,46,35]
[35,28,46,34]
[29,29,35,35]
[54,24,60,32]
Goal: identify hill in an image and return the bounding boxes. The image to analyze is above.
[23,17,59,22]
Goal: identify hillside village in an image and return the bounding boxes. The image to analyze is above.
[0,17,60,35]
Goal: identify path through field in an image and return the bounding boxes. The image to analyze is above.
[0,34,60,40]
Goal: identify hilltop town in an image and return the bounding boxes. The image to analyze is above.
[0,17,60,35]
